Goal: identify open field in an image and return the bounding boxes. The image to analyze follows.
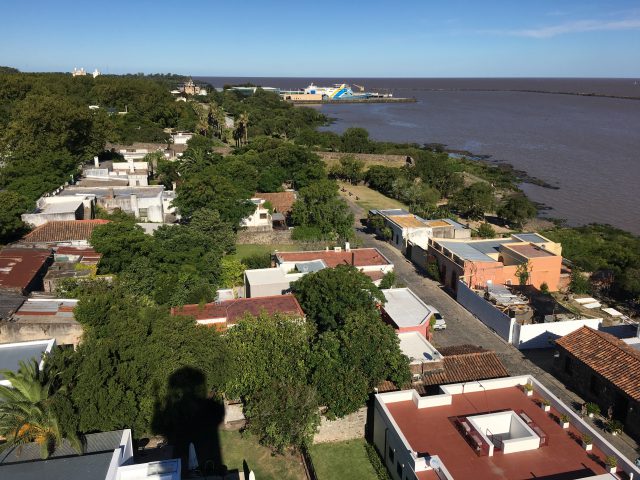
[309,439,378,480]
[338,181,407,213]
[317,151,407,168]
[218,430,306,480]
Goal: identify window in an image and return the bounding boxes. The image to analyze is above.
[138,208,148,221]
[564,356,572,375]
[396,462,403,477]
[259,213,267,219]
[590,375,599,395]
[388,447,394,464]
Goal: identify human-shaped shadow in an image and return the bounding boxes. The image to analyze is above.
[152,366,225,475]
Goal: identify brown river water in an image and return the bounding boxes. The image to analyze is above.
[199,77,640,234]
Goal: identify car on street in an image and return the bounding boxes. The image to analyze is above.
[429,307,447,330]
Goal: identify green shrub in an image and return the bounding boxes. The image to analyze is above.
[365,442,391,480]
[426,263,441,283]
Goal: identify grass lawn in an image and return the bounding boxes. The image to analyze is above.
[338,181,407,213]
[231,243,299,260]
[309,439,378,480]
[218,430,306,480]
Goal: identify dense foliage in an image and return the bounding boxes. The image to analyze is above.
[50,285,229,435]
[543,225,640,301]
[91,209,235,305]
[292,265,385,333]
[290,179,354,242]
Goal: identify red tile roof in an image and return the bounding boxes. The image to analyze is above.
[0,248,52,293]
[171,295,304,327]
[255,191,296,215]
[55,246,102,264]
[556,326,640,401]
[420,350,509,387]
[276,248,390,268]
[21,220,110,243]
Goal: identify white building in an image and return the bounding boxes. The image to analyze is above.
[84,157,150,187]
[240,198,272,231]
[370,209,470,253]
[170,132,194,145]
[22,195,93,227]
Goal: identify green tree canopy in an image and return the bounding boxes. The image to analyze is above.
[290,179,354,241]
[497,195,537,228]
[311,311,410,418]
[451,183,495,220]
[292,265,384,333]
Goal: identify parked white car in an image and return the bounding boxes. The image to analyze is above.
[429,307,447,330]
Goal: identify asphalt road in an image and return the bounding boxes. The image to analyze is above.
[344,196,640,459]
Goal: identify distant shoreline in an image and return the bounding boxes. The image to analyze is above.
[417,88,640,101]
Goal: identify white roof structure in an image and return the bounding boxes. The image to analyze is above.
[0,339,55,387]
[381,288,433,328]
[244,268,288,285]
[397,331,442,363]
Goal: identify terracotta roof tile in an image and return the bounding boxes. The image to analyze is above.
[255,191,297,215]
[22,220,110,244]
[555,326,640,401]
[276,248,390,268]
[420,351,509,387]
[171,295,304,326]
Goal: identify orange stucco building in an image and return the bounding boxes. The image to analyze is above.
[427,233,563,292]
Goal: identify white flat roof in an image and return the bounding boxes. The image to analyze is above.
[42,200,84,214]
[382,288,433,328]
[397,331,442,363]
[244,268,287,285]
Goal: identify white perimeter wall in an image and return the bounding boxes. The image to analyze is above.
[456,281,515,343]
[513,318,603,349]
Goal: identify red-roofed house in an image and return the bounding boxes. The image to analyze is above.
[254,191,296,216]
[554,326,640,440]
[244,246,394,298]
[170,295,304,330]
[20,219,110,247]
[0,248,53,295]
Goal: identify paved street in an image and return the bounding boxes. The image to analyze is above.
[344,196,640,460]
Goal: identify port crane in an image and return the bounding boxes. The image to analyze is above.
[353,84,365,92]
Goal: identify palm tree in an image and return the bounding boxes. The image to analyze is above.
[238,111,249,145]
[0,359,81,459]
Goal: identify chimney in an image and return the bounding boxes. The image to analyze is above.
[94,156,99,168]
[171,181,177,191]
[345,242,351,252]
[128,158,134,173]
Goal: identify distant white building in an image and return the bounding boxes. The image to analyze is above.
[170,132,194,145]
[72,67,86,77]
[84,157,150,187]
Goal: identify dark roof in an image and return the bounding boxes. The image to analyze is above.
[556,326,640,401]
[0,430,123,480]
[0,248,52,293]
[0,291,25,320]
[171,295,305,326]
[21,220,110,244]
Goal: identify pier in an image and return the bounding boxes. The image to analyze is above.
[285,97,416,104]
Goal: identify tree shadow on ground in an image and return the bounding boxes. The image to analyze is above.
[152,366,226,475]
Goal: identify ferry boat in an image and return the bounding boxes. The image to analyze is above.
[303,83,368,99]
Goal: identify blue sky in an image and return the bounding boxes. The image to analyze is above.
[2,0,639,77]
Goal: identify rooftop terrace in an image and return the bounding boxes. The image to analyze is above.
[376,376,640,479]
